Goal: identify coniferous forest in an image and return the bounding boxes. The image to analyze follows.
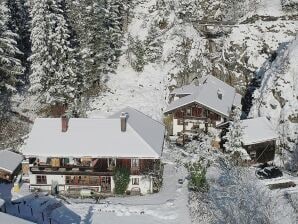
[0,0,130,119]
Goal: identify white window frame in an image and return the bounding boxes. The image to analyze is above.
[108,158,116,168]
[131,159,139,168]
[186,108,191,116]
[132,178,139,185]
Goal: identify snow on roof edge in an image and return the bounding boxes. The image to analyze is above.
[164,99,230,118]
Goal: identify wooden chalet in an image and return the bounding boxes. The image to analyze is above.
[164,75,242,136]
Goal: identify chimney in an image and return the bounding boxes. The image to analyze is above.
[61,115,69,132]
[217,89,223,100]
[120,112,127,132]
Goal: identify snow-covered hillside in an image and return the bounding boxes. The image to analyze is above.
[250,37,298,170]
[1,0,298,223]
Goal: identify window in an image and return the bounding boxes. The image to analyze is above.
[36,175,47,184]
[66,176,70,184]
[177,119,188,126]
[178,119,183,125]
[131,159,139,167]
[192,107,202,117]
[101,176,111,184]
[132,178,139,185]
[186,108,191,116]
[108,158,116,168]
[249,150,256,159]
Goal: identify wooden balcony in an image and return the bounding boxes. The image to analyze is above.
[30,158,159,176]
[30,166,113,176]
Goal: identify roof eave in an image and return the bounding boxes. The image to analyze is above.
[0,167,13,174]
[164,100,230,118]
[242,137,278,146]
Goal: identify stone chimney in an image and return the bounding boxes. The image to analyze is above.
[61,115,69,132]
[120,112,127,132]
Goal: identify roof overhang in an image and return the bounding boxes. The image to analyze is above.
[164,100,230,118]
[242,137,278,146]
[0,167,13,174]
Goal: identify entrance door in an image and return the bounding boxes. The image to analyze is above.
[51,181,59,195]
[100,176,111,192]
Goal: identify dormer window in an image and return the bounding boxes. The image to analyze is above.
[217,89,223,100]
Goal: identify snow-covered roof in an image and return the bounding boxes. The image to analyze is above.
[165,75,242,117]
[241,117,278,146]
[233,93,242,108]
[0,198,4,207]
[0,212,34,224]
[109,107,165,157]
[0,150,23,173]
[24,107,165,159]
[170,83,198,96]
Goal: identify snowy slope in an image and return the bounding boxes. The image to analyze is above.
[249,37,298,169]
[87,57,169,121]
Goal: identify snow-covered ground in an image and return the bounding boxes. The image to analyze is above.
[66,164,191,224]
[3,0,298,223]
[0,163,191,224]
[257,0,284,16]
[87,57,169,121]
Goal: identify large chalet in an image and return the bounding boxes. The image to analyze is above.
[164,75,242,136]
[22,107,165,195]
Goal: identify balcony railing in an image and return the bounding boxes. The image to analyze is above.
[30,166,113,176]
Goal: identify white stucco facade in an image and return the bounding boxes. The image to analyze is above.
[29,174,66,192]
[126,175,152,194]
[172,116,224,136]
[172,118,205,136]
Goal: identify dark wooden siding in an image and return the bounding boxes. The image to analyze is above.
[244,140,276,163]
[116,159,131,170]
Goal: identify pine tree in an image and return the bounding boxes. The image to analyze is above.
[7,0,30,84]
[127,36,146,72]
[29,0,80,108]
[144,25,163,63]
[66,0,126,93]
[0,0,23,118]
[224,107,251,161]
[66,0,100,91]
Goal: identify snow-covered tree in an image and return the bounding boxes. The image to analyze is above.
[7,0,31,83]
[66,0,127,93]
[29,0,80,108]
[0,0,23,118]
[224,107,250,161]
[190,160,296,224]
[127,36,146,72]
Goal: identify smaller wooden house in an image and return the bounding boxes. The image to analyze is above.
[241,117,278,163]
[0,150,23,182]
[164,75,242,136]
